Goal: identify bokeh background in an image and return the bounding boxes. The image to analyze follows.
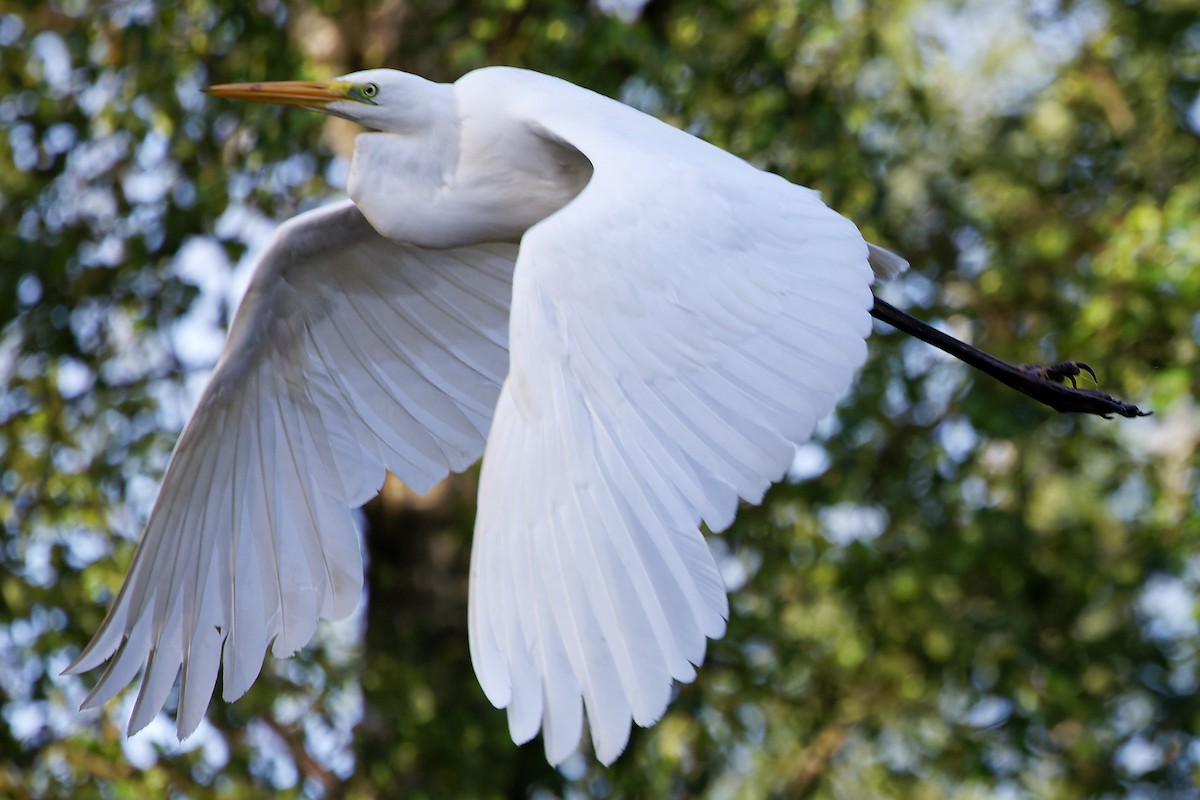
[2,0,1199,797]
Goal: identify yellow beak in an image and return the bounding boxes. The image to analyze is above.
[203,80,343,109]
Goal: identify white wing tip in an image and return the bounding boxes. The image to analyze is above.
[508,707,541,746]
[63,619,126,676]
[79,682,115,712]
[126,714,154,738]
[62,649,102,677]
[592,725,632,767]
[478,670,512,710]
[867,243,909,282]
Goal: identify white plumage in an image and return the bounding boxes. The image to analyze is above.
[67,66,903,764]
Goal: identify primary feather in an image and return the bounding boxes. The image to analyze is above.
[68,201,516,738]
[462,68,874,763]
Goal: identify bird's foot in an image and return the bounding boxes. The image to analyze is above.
[1021,360,1097,388]
[1018,360,1151,419]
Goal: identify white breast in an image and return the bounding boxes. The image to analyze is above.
[348,102,592,249]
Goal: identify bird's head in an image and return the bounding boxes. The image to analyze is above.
[204,69,453,134]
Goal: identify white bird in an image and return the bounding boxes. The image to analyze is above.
[66,66,909,765]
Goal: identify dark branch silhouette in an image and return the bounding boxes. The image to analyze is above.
[870,296,1151,419]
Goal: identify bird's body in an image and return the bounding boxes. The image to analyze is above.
[68,66,901,764]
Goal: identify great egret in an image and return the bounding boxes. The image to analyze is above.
[66,66,1144,765]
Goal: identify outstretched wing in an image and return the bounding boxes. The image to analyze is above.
[463,68,876,764]
[67,199,517,738]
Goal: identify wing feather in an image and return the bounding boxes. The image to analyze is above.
[463,67,875,763]
[589,425,703,677]
[68,200,517,737]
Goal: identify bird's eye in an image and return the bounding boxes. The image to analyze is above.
[361,83,378,98]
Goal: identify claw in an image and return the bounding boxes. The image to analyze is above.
[1024,361,1098,388]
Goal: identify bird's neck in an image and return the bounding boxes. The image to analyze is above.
[347,109,461,247]
[348,89,591,249]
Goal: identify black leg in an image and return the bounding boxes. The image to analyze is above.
[869,296,1151,419]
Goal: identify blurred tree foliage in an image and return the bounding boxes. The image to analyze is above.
[2,0,1198,797]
